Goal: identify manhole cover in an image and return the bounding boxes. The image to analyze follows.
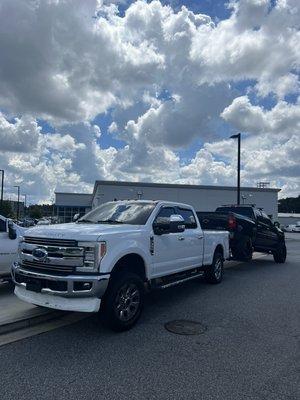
[165,320,207,335]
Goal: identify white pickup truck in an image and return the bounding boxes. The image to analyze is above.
[0,215,26,281]
[12,200,229,331]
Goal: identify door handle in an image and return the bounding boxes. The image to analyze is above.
[178,236,185,241]
[197,235,203,239]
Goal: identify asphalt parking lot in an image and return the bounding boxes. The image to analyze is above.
[0,235,299,400]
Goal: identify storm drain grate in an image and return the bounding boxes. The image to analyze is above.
[165,320,207,335]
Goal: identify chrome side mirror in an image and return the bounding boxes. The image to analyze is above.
[73,213,80,222]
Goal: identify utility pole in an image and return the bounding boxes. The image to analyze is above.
[14,185,20,221]
[0,169,4,210]
[24,194,27,218]
[230,133,241,205]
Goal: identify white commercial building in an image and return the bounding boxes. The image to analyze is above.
[55,180,280,223]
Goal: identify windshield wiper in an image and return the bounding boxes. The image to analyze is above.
[96,219,124,224]
[77,219,94,223]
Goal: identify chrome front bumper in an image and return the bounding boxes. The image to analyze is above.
[11,262,110,299]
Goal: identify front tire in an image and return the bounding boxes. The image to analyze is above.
[273,243,287,264]
[101,272,145,332]
[204,251,224,284]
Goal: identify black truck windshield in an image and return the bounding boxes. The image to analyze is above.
[78,202,156,225]
[216,207,254,219]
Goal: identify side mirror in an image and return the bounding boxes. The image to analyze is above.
[73,213,80,222]
[274,221,280,228]
[8,224,17,240]
[153,214,185,235]
[169,214,185,233]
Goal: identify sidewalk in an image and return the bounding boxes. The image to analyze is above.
[0,282,65,335]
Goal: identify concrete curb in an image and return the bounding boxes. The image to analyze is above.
[0,308,67,336]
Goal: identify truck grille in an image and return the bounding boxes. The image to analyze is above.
[24,236,77,247]
[22,260,74,274]
[20,237,84,275]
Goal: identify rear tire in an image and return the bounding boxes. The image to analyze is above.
[272,243,287,264]
[100,272,145,332]
[204,251,224,284]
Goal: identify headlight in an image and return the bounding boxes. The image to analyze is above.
[17,236,24,260]
[77,241,106,272]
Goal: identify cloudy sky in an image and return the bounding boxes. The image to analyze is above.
[0,0,299,204]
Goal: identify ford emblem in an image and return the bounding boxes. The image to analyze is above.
[32,248,48,262]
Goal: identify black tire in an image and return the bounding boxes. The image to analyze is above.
[100,272,145,332]
[232,236,253,262]
[272,243,287,263]
[204,251,224,284]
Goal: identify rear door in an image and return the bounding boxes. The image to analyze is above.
[176,207,204,268]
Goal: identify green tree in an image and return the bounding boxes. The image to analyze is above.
[29,205,43,219]
[0,200,15,218]
[278,195,300,213]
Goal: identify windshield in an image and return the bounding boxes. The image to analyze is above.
[216,207,254,219]
[78,202,156,225]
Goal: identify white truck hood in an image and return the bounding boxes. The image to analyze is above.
[24,222,143,242]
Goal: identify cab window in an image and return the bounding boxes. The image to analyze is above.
[177,208,197,229]
[154,207,175,224]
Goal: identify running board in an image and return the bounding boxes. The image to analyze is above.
[154,271,205,290]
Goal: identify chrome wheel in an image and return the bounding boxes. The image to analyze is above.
[114,283,141,322]
[214,258,223,280]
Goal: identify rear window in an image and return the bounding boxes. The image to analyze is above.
[216,207,254,219]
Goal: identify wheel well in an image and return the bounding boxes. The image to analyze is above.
[111,254,147,281]
[215,244,224,258]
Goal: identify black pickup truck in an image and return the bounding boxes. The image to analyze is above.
[197,205,286,263]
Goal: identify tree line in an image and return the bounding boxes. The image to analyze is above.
[0,201,54,220]
[278,195,300,213]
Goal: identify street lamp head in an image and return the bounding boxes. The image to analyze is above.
[230,133,241,139]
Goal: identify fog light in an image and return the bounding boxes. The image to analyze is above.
[74,282,92,291]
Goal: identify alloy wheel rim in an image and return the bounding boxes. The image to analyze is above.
[115,283,140,322]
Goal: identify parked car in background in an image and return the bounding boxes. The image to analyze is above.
[197,204,287,263]
[12,200,229,331]
[292,222,300,232]
[36,218,51,225]
[19,218,36,227]
[0,215,27,281]
[283,224,296,232]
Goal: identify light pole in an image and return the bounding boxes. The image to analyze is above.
[230,133,241,205]
[24,194,27,218]
[14,185,20,221]
[0,169,4,210]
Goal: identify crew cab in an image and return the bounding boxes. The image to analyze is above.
[197,205,286,263]
[12,200,229,331]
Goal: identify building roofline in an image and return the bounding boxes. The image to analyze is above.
[92,180,281,196]
[55,192,92,196]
